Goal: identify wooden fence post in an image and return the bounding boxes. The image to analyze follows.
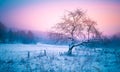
[44,50,46,56]
[27,51,30,59]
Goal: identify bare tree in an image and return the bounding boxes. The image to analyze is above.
[52,9,101,55]
[83,18,102,42]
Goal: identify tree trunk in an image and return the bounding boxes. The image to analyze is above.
[67,46,74,55]
[88,30,90,42]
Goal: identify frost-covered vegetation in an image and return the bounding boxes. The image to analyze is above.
[0,44,120,72]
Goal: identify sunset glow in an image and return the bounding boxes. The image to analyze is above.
[0,0,120,35]
[0,1,120,71]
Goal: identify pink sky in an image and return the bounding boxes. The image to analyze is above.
[0,0,120,35]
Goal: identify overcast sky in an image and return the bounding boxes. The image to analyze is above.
[0,0,120,35]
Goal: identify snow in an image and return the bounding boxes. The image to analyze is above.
[0,43,120,72]
[0,43,68,52]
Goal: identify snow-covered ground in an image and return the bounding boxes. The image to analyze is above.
[0,43,120,72]
[0,43,68,52]
[0,43,68,60]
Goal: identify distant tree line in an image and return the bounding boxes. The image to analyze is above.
[0,22,36,44]
[0,21,120,47]
[81,33,120,48]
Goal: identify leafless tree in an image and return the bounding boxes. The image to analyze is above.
[83,18,102,42]
[52,9,101,55]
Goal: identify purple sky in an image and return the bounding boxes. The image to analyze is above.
[0,0,120,35]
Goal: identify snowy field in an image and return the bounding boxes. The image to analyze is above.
[0,43,120,72]
[0,43,68,60]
